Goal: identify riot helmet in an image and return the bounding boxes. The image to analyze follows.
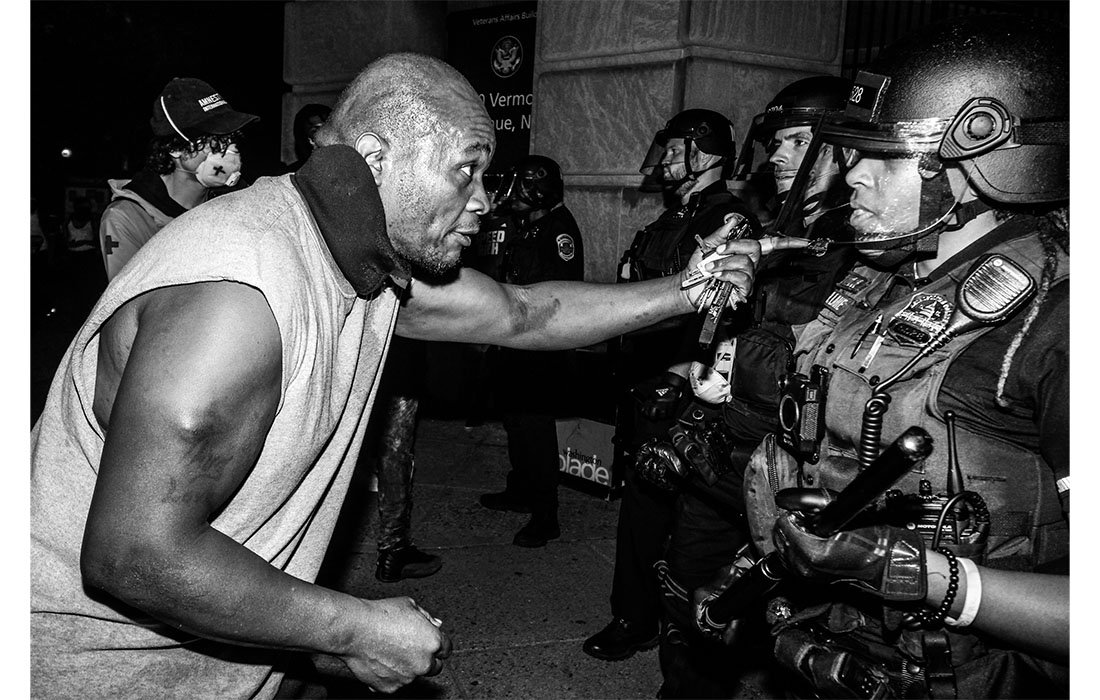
[639,109,736,193]
[822,15,1068,254]
[735,75,851,186]
[734,76,852,236]
[496,154,565,211]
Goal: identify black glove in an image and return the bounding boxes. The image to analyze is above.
[633,439,683,491]
[693,544,756,644]
[632,371,688,421]
[772,504,927,602]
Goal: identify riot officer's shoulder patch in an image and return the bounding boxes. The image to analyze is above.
[556,233,576,261]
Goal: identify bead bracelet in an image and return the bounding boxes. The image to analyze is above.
[903,547,959,629]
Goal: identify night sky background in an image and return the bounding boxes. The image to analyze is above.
[31,1,289,220]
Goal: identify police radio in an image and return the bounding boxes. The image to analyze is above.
[882,411,991,561]
[777,365,829,464]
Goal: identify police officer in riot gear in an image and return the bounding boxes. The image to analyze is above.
[736,15,1068,699]
[584,109,760,662]
[479,155,586,548]
[629,76,859,697]
[617,110,762,429]
[624,108,758,281]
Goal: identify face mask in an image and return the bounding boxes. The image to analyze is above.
[182,144,243,188]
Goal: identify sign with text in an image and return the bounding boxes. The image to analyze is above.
[556,418,616,489]
[446,1,537,176]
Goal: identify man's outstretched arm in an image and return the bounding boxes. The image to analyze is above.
[397,225,802,349]
[81,281,449,692]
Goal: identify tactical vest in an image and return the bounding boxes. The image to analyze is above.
[724,246,857,436]
[795,224,1068,570]
[624,191,735,281]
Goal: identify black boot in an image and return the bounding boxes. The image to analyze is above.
[582,617,659,661]
[375,545,443,583]
[512,516,560,548]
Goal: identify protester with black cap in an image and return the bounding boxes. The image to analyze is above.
[99,77,258,279]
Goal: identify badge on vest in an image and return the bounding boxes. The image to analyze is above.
[823,289,854,316]
[836,271,870,293]
[556,233,576,261]
[821,271,869,316]
[887,292,953,347]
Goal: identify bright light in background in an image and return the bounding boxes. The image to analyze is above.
[60,147,73,158]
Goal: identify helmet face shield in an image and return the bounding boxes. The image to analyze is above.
[736,108,836,183]
[734,75,852,182]
[639,109,736,192]
[768,123,852,237]
[821,106,959,248]
[639,136,696,193]
[837,151,927,244]
[495,155,564,211]
[800,143,846,218]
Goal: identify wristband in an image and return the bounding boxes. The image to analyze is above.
[945,557,981,627]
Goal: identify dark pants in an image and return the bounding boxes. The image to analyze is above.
[494,347,576,524]
[375,392,419,551]
[665,447,750,591]
[609,465,677,629]
[501,411,560,521]
[659,443,757,699]
[604,388,690,629]
[367,337,426,551]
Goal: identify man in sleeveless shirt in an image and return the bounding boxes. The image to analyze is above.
[31,53,783,699]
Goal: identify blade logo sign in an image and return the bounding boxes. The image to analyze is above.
[558,448,611,486]
[491,35,522,78]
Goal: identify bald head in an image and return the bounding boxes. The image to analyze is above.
[315,53,487,156]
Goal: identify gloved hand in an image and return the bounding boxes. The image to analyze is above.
[632,371,688,421]
[772,501,927,602]
[693,545,756,645]
[633,439,683,491]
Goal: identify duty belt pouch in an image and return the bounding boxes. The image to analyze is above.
[743,433,800,555]
[729,325,794,413]
[773,602,933,699]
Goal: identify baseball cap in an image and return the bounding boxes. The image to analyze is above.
[150,77,259,141]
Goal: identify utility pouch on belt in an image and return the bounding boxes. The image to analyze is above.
[772,602,933,699]
[743,433,799,556]
[728,325,795,413]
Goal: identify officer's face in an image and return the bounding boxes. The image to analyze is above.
[844,152,922,242]
[768,126,813,194]
[660,138,689,182]
[382,92,495,277]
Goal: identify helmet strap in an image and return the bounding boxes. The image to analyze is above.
[944,198,994,231]
[664,154,724,194]
[909,168,954,257]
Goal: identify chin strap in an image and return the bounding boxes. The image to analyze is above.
[664,159,724,195]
